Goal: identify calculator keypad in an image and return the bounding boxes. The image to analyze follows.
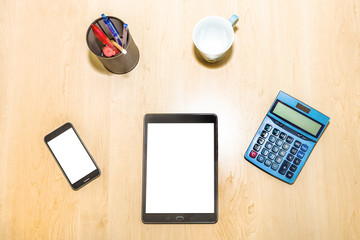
[272,128,280,136]
[249,123,310,180]
[285,171,294,179]
[275,156,283,164]
[269,135,276,143]
[279,160,291,175]
[268,152,276,160]
[264,124,272,132]
[278,149,286,157]
[294,140,301,148]
[265,142,273,149]
[297,151,305,159]
[272,146,279,153]
[289,164,297,172]
[257,155,265,163]
[275,139,283,146]
[257,138,265,145]
[261,148,269,156]
[282,143,290,150]
[264,159,272,166]
[253,144,261,152]
[279,132,287,140]
[290,147,298,155]
[250,151,257,158]
[286,154,295,162]
[286,136,294,144]
[293,158,301,165]
[261,131,268,138]
[271,162,279,170]
[300,144,308,152]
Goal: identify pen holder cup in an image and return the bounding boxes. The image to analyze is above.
[86,16,140,74]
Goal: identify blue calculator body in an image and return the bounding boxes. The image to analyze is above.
[244,91,330,184]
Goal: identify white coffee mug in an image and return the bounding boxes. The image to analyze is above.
[193,15,239,63]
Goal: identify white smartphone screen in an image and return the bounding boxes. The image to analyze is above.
[145,123,215,213]
[47,128,97,184]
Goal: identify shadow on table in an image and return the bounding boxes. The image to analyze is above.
[88,51,112,75]
[193,44,233,69]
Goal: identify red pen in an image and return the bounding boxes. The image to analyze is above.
[91,24,120,55]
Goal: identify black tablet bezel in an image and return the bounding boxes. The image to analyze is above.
[44,122,101,190]
[142,114,218,224]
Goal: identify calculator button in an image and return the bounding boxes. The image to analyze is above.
[275,156,283,164]
[293,158,301,165]
[272,128,280,136]
[268,135,276,143]
[257,137,265,145]
[257,155,265,163]
[278,160,291,175]
[264,124,272,132]
[286,154,295,162]
[271,162,279,171]
[294,140,301,148]
[265,142,273,149]
[290,164,298,172]
[264,159,272,166]
[268,152,276,160]
[290,147,298,155]
[253,144,261,152]
[279,132,287,140]
[286,136,294,144]
[260,131,269,138]
[272,146,279,153]
[300,144,308,152]
[278,149,286,157]
[261,148,269,156]
[282,143,290,150]
[275,139,283,147]
[285,171,294,179]
[297,151,305,159]
[249,151,257,158]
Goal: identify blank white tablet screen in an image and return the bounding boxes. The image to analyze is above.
[146,123,214,213]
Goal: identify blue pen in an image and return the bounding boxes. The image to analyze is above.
[101,14,123,46]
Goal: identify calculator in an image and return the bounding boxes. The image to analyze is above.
[244,91,330,184]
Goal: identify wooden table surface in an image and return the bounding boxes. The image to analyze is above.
[1,0,359,239]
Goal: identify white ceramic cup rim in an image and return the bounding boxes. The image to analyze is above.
[193,16,235,56]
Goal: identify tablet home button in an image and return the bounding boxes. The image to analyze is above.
[176,216,184,220]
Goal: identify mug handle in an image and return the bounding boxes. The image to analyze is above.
[228,14,239,28]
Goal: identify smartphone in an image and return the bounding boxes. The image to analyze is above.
[44,123,101,190]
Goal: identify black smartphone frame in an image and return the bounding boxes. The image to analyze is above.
[44,122,101,190]
[142,114,218,224]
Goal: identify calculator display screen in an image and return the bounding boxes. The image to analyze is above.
[271,101,323,137]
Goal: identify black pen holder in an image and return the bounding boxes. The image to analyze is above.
[86,16,140,74]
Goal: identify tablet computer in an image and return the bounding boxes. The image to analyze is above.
[142,114,218,224]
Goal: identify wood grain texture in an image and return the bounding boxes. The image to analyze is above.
[0,0,359,239]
